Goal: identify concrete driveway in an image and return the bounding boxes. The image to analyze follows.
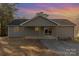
[41,39,79,56]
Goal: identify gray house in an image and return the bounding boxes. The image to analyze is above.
[8,15,75,40]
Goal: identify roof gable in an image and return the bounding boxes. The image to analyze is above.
[20,16,57,26]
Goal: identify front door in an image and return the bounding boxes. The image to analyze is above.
[44,27,52,35]
[34,27,53,36]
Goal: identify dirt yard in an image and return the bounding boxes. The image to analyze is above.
[0,37,60,56]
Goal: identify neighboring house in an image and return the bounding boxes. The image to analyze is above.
[8,15,76,40]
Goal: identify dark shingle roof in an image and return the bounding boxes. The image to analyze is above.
[8,19,28,25]
[49,19,76,26]
[8,16,75,26]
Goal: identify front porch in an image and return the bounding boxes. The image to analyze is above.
[23,26,57,39]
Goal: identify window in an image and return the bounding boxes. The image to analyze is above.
[35,27,42,32]
[44,27,52,35]
[13,27,23,32]
[35,27,39,31]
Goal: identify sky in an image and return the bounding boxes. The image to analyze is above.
[16,3,79,22]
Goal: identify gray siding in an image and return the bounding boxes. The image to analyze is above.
[24,27,43,36]
[8,26,57,37]
[56,26,74,39]
[8,26,44,37]
[8,26,25,37]
[8,26,74,40]
[24,27,56,36]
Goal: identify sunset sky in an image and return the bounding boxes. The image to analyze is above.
[16,3,79,22]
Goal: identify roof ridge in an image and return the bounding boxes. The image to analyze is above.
[48,19,60,25]
[20,19,33,25]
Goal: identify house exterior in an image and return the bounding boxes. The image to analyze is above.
[8,15,76,40]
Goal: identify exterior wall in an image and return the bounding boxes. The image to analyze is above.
[52,27,57,37]
[8,26,57,37]
[24,26,56,36]
[24,27,43,36]
[56,26,74,40]
[8,26,44,37]
[8,26,74,40]
[8,26,25,37]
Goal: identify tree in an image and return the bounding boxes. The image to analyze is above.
[36,12,48,18]
[0,3,17,36]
